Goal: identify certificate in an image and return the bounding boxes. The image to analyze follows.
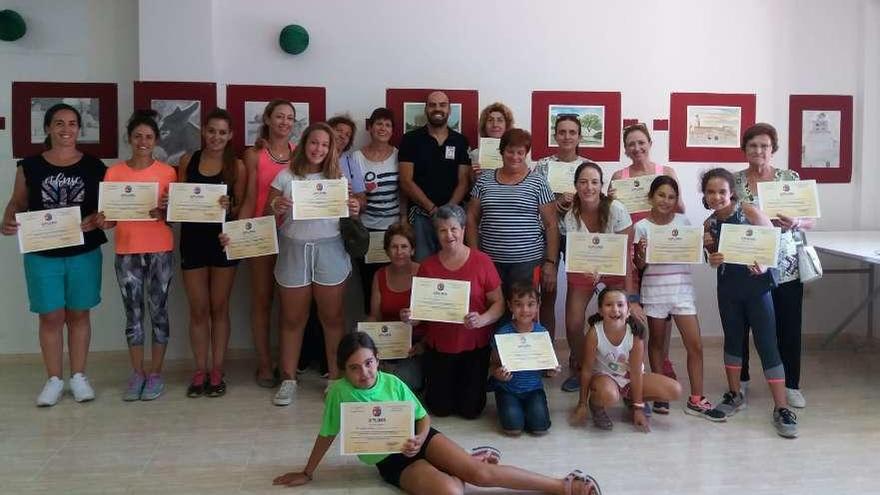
[757,180,821,219]
[409,276,471,324]
[478,137,503,170]
[565,232,628,276]
[16,206,84,254]
[291,178,349,220]
[610,174,657,214]
[340,401,414,456]
[222,216,279,260]
[365,231,390,264]
[717,223,781,268]
[495,332,559,372]
[357,322,412,360]
[646,225,704,264]
[98,182,158,221]
[546,161,579,193]
[166,183,227,223]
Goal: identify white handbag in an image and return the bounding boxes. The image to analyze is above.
[797,232,823,283]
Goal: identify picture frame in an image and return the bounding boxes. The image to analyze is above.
[530,91,621,162]
[133,81,217,165]
[668,92,756,162]
[385,88,479,147]
[12,82,118,158]
[788,94,853,184]
[225,85,326,155]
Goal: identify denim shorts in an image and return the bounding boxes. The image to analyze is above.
[23,248,103,314]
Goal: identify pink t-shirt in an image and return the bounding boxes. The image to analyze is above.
[104,161,176,254]
[417,249,501,354]
[255,147,292,217]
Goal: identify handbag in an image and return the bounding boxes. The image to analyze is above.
[796,231,823,283]
[339,217,370,258]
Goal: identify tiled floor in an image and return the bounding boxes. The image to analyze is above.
[1,341,878,494]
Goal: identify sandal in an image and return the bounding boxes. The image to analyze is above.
[470,445,502,464]
[589,402,613,430]
[564,469,602,495]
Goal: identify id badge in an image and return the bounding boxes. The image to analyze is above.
[445,146,456,160]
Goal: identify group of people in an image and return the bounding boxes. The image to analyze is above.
[3,89,815,494]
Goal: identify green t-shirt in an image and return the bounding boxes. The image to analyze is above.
[319,371,427,465]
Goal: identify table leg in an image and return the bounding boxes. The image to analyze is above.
[822,264,880,348]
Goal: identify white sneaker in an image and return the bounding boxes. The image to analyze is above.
[273,379,297,406]
[740,380,750,400]
[69,373,95,402]
[786,387,806,408]
[36,376,64,407]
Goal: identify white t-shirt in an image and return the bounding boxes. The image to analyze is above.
[354,148,400,231]
[271,169,340,241]
[633,214,695,304]
[563,199,631,234]
[592,320,643,388]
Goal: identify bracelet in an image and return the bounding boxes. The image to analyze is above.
[270,196,280,213]
[632,402,645,409]
[544,258,558,265]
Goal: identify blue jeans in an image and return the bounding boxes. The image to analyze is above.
[494,388,551,433]
[410,213,439,262]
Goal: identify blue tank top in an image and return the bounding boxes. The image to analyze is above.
[706,202,776,297]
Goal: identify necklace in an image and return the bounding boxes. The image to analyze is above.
[267,145,291,164]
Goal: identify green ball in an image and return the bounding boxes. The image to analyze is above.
[279,24,309,55]
[0,9,26,42]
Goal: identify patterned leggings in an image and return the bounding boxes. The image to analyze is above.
[114,252,174,346]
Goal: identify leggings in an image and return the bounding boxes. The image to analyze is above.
[717,288,785,382]
[740,280,804,388]
[423,346,490,419]
[114,252,174,347]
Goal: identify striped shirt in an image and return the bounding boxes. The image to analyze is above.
[470,169,554,263]
[633,214,695,304]
[353,149,400,231]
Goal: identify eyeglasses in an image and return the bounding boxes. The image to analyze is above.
[623,123,648,132]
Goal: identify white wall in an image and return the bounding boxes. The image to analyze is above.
[2,0,878,356]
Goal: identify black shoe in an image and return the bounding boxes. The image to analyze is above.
[186,371,207,397]
[206,379,227,397]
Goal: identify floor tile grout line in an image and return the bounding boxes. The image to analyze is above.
[29,413,86,482]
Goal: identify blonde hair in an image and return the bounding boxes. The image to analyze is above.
[478,102,514,137]
[290,122,340,179]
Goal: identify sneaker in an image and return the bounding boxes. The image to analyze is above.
[123,371,146,401]
[710,391,745,418]
[36,376,64,407]
[684,396,727,422]
[69,373,95,402]
[786,388,806,409]
[187,370,208,397]
[652,401,670,414]
[662,359,677,380]
[740,380,750,399]
[773,407,799,438]
[140,373,165,401]
[561,374,581,392]
[206,369,227,398]
[273,379,297,406]
[589,402,613,430]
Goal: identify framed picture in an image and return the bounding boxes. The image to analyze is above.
[12,82,118,158]
[530,91,621,162]
[225,85,326,154]
[788,95,853,183]
[133,81,217,165]
[668,92,756,162]
[385,88,479,147]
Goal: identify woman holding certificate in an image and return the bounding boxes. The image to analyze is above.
[469,102,515,178]
[179,109,247,398]
[561,162,643,393]
[701,168,798,438]
[266,122,360,406]
[466,128,558,297]
[240,99,296,388]
[273,332,602,495]
[2,103,107,407]
[405,205,504,419]
[97,110,177,401]
[733,123,814,409]
[609,124,684,396]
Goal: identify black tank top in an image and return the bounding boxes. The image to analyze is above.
[180,150,232,242]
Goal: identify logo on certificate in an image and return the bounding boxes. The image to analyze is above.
[745,229,754,237]
[671,229,679,237]
[244,222,253,231]
[372,406,383,417]
[633,179,641,188]
[44,213,53,221]
[592,236,600,245]
[380,325,389,334]
[193,186,202,195]
[782,184,791,192]
[437,282,445,292]
[520,335,527,344]
[316,183,324,192]
[124,185,132,193]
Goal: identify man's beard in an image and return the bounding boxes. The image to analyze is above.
[427,112,448,128]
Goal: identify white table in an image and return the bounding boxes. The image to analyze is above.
[806,231,880,347]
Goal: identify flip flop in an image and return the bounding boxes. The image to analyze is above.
[564,470,602,495]
[470,445,502,464]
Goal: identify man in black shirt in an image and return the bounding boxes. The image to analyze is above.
[398,91,471,260]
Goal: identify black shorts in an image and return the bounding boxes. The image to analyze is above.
[180,225,239,270]
[375,427,440,488]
